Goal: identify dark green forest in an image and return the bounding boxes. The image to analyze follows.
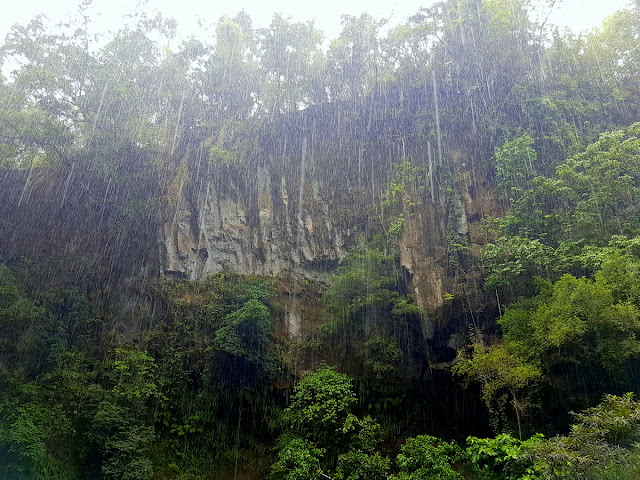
[1,0,640,478]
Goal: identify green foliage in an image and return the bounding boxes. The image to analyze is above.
[483,124,640,314]
[215,298,272,364]
[170,415,205,436]
[147,273,279,472]
[0,401,73,476]
[275,366,390,480]
[286,364,357,436]
[321,245,419,383]
[160,273,275,379]
[392,435,463,480]
[363,336,402,380]
[0,366,86,479]
[88,353,159,480]
[258,14,325,112]
[453,344,541,407]
[2,1,640,477]
[500,268,640,373]
[382,161,430,242]
[101,425,155,480]
[388,214,405,237]
[0,266,281,479]
[526,393,640,479]
[335,448,390,480]
[453,342,541,437]
[209,145,241,164]
[333,415,390,479]
[382,161,426,207]
[470,251,640,436]
[480,126,640,424]
[270,438,326,480]
[112,348,163,402]
[494,135,537,203]
[326,13,387,101]
[465,433,543,480]
[483,236,554,290]
[496,123,640,248]
[323,247,399,311]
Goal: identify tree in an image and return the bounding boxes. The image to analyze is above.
[286,364,357,439]
[273,365,389,480]
[391,435,463,480]
[498,123,640,247]
[482,236,554,291]
[526,393,640,479]
[453,343,541,439]
[271,438,327,480]
[494,135,538,204]
[201,14,258,121]
[214,298,272,366]
[321,246,420,368]
[326,14,387,102]
[464,433,543,480]
[499,268,640,374]
[258,14,325,116]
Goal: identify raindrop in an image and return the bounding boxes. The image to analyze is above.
[295,134,307,266]
[171,89,187,156]
[17,158,35,207]
[89,80,109,147]
[432,70,443,166]
[59,162,74,207]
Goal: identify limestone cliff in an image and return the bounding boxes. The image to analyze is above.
[158,133,500,342]
[161,167,355,283]
[0,108,500,345]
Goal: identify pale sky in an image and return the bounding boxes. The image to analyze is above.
[0,0,634,45]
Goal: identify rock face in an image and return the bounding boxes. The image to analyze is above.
[0,142,497,345]
[158,140,499,342]
[0,100,501,348]
[161,166,358,283]
[0,114,499,344]
[396,168,502,339]
[399,198,448,339]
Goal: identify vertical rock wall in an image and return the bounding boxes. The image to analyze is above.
[158,140,499,343]
[160,166,357,282]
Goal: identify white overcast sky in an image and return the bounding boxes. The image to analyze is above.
[0,0,634,45]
